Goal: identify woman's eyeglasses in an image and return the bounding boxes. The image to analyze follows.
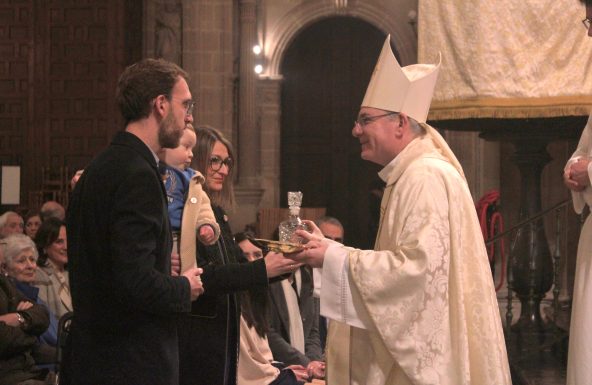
[209,156,233,171]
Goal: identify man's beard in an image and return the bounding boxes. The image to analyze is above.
[158,111,183,149]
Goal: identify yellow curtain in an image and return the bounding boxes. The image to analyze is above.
[418,0,592,120]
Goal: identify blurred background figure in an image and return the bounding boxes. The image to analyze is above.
[39,201,65,222]
[315,216,344,243]
[263,229,325,380]
[0,211,24,239]
[34,217,72,319]
[25,212,42,240]
[235,232,309,385]
[2,234,59,366]
[0,237,52,385]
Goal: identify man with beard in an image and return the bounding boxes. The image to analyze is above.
[66,59,205,385]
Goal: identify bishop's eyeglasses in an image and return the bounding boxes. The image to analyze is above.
[354,112,399,128]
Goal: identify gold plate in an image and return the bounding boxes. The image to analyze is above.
[252,238,304,253]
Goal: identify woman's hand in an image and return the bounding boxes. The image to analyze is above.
[264,252,302,278]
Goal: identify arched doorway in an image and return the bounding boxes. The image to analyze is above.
[280,17,397,248]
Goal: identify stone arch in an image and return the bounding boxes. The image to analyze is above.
[265,2,416,77]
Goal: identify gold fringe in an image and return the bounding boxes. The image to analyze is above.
[428,96,592,120]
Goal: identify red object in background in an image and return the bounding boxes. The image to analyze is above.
[476,190,506,292]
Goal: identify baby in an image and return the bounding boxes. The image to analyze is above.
[160,124,220,274]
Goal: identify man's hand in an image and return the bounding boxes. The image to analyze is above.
[70,169,84,190]
[564,169,584,192]
[288,230,329,268]
[171,251,181,276]
[264,251,302,278]
[197,225,216,245]
[306,360,326,379]
[301,220,325,239]
[566,158,591,191]
[182,267,204,301]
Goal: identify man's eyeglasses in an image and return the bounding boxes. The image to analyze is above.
[583,17,592,29]
[354,112,398,128]
[171,97,195,117]
[209,156,233,171]
[182,100,195,117]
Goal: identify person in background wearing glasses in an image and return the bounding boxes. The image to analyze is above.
[288,35,510,385]
[66,58,205,385]
[158,123,220,277]
[177,125,300,385]
[564,2,592,384]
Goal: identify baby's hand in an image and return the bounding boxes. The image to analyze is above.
[198,225,216,245]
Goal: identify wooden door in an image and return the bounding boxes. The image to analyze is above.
[0,0,142,211]
[280,17,396,249]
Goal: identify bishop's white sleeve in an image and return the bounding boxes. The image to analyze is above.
[313,243,374,330]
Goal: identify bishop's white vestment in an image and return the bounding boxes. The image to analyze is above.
[316,127,511,385]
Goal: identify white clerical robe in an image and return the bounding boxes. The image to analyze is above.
[315,125,511,385]
[566,114,592,385]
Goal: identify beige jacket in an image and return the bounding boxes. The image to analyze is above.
[179,171,220,273]
[34,261,72,318]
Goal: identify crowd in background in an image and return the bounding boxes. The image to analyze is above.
[0,201,72,385]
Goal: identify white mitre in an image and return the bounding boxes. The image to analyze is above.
[362,35,440,123]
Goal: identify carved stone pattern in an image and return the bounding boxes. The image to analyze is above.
[154,1,182,65]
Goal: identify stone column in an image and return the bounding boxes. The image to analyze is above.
[233,0,263,233]
[258,76,283,209]
[237,0,259,187]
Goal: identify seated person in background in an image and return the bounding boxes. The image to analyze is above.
[39,201,65,222]
[0,211,24,239]
[0,240,52,385]
[2,234,59,369]
[33,218,72,318]
[158,124,220,274]
[236,233,308,385]
[24,213,42,240]
[263,230,325,379]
